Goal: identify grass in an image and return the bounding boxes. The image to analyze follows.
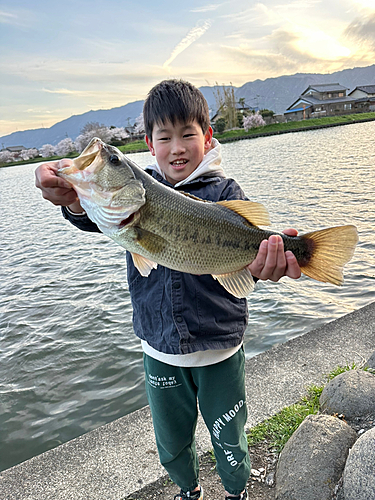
[2,112,375,168]
[246,363,374,453]
[2,111,375,169]
[215,111,375,143]
[247,384,323,452]
[119,139,148,154]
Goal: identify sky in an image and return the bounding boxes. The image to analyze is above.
[1,0,375,137]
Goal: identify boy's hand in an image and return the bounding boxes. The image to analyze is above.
[248,229,301,282]
[35,160,81,210]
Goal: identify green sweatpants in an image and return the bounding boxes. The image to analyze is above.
[143,348,251,495]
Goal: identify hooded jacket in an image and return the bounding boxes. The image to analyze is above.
[62,140,249,355]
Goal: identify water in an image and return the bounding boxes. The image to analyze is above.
[1,122,374,471]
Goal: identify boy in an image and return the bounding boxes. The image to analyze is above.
[35,79,300,499]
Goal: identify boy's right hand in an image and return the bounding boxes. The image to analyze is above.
[35,160,80,208]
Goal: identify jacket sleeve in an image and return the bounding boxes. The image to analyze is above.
[61,206,101,233]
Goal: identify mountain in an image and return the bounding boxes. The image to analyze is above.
[0,101,144,150]
[1,65,375,149]
[234,64,375,114]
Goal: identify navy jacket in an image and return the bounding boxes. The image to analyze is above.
[62,169,249,354]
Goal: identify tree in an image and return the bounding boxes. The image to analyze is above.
[238,97,246,108]
[19,148,39,161]
[260,109,275,118]
[80,122,106,134]
[134,113,145,134]
[243,111,266,131]
[75,127,112,153]
[214,118,226,134]
[108,127,130,142]
[40,144,56,158]
[213,83,237,130]
[0,150,14,164]
[55,138,76,156]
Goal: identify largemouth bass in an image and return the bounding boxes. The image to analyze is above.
[58,138,358,298]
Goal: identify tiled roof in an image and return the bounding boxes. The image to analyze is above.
[350,85,375,94]
[286,95,356,110]
[302,83,348,94]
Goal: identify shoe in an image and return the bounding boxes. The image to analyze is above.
[174,486,204,500]
[225,489,247,500]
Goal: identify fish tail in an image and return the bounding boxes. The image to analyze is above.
[299,225,358,285]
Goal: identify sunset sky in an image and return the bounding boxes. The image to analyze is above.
[1,0,375,137]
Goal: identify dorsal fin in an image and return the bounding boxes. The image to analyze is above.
[178,191,212,203]
[216,200,271,226]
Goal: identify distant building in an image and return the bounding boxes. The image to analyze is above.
[348,85,375,113]
[284,84,356,121]
[210,101,257,125]
[348,84,375,98]
[2,145,27,153]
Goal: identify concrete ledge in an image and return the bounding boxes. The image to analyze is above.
[1,302,374,500]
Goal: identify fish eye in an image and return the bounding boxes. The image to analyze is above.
[109,154,120,165]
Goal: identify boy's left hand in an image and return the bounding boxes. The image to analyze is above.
[248,229,301,282]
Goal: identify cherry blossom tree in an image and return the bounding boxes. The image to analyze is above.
[243,112,266,131]
[108,127,130,141]
[75,127,112,153]
[0,150,15,164]
[19,148,39,161]
[55,138,76,156]
[134,113,145,134]
[40,144,56,158]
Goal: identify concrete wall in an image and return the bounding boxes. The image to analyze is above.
[1,302,374,500]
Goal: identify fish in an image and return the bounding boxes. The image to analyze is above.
[57,137,359,298]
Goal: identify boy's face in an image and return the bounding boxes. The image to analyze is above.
[145,119,213,186]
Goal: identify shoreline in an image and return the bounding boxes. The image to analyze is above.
[2,114,375,168]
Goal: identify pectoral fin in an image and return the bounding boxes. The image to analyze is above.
[131,253,158,276]
[216,200,270,226]
[212,267,255,298]
[135,228,167,254]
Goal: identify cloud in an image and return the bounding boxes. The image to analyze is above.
[0,8,36,27]
[0,10,17,23]
[190,3,223,12]
[344,12,375,48]
[163,19,212,69]
[219,24,362,78]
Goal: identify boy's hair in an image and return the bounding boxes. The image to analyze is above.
[143,79,210,139]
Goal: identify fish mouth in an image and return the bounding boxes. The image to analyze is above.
[58,138,103,178]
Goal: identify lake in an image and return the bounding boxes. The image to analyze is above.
[1,121,374,471]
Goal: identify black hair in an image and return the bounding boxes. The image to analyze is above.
[143,79,210,139]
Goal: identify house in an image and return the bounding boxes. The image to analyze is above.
[3,145,27,153]
[284,84,356,121]
[348,85,375,112]
[348,85,375,98]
